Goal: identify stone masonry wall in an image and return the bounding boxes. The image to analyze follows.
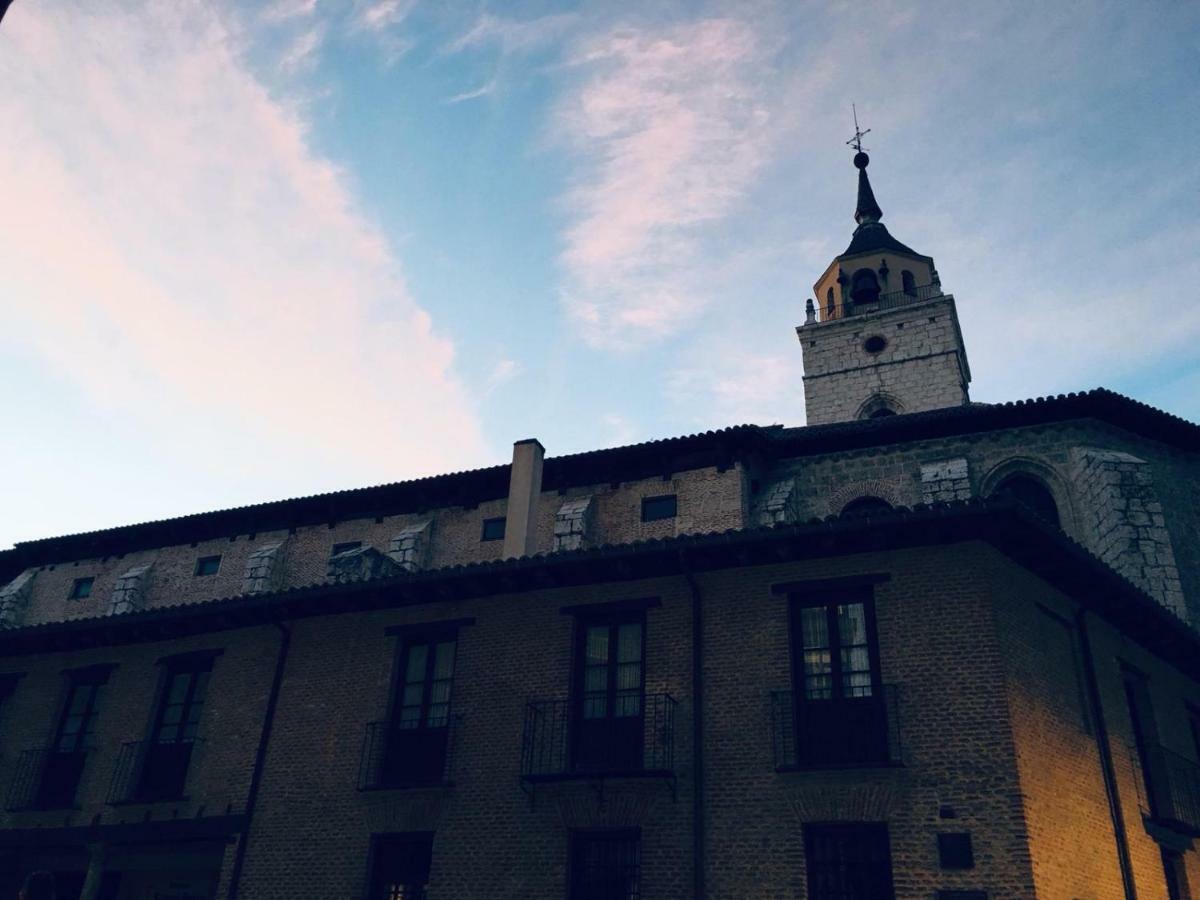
[800,296,970,425]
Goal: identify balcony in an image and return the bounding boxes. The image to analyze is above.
[358,716,457,790]
[1130,742,1200,836]
[770,686,903,771]
[6,748,89,811]
[107,738,203,804]
[520,694,677,788]
[812,283,944,323]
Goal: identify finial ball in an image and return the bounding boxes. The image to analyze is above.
[853,151,870,170]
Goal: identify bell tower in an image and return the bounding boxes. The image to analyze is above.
[797,133,971,425]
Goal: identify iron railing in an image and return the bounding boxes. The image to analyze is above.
[107,737,203,804]
[358,717,457,790]
[521,694,677,781]
[1129,742,1200,835]
[5,747,89,811]
[771,685,903,770]
[813,283,945,323]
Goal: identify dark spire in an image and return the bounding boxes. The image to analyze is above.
[853,152,882,225]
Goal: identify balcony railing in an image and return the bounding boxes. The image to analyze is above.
[107,738,203,804]
[6,748,89,811]
[358,717,457,790]
[1130,742,1200,835]
[521,694,677,782]
[771,685,903,770]
[811,283,945,323]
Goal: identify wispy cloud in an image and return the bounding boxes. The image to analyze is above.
[483,358,520,395]
[278,23,325,73]
[0,0,487,540]
[447,12,576,56]
[261,0,318,23]
[553,18,775,349]
[354,0,415,33]
[447,76,498,104]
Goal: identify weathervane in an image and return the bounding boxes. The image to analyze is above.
[846,104,870,154]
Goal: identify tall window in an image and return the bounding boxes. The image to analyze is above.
[367,833,433,900]
[825,287,835,318]
[570,830,641,900]
[574,615,644,772]
[138,655,214,799]
[901,270,916,294]
[804,823,895,900]
[1122,666,1166,818]
[849,268,881,304]
[384,633,456,785]
[791,594,888,765]
[40,666,111,808]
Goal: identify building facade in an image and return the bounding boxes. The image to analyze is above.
[0,154,1198,900]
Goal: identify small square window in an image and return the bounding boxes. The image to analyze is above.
[68,577,94,600]
[194,555,222,577]
[937,832,975,870]
[331,541,362,557]
[481,517,506,542]
[641,494,677,522]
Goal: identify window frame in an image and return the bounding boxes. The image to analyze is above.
[52,665,113,754]
[68,577,94,600]
[149,653,217,746]
[480,517,506,542]
[640,494,677,523]
[568,827,642,900]
[572,609,647,724]
[193,555,222,577]
[389,629,458,732]
[803,821,896,900]
[788,589,883,704]
[363,831,434,900]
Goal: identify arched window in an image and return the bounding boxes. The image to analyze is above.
[993,474,1061,527]
[825,287,835,317]
[850,268,881,305]
[841,496,893,516]
[867,407,895,419]
[901,270,916,294]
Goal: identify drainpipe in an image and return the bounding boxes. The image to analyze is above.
[680,552,705,900]
[1076,609,1137,900]
[226,621,292,899]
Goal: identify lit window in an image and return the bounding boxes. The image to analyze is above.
[194,555,221,577]
[641,495,677,522]
[68,577,94,600]
[480,517,506,541]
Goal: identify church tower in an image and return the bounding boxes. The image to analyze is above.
[798,145,971,425]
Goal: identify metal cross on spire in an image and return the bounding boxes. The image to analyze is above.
[846,104,870,154]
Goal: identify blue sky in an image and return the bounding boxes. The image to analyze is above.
[1,0,1198,549]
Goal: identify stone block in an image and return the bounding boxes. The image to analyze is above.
[327,546,403,584]
[0,571,36,629]
[110,564,153,616]
[390,521,433,572]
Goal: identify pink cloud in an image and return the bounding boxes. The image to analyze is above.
[553,19,775,348]
[0,0,488,537]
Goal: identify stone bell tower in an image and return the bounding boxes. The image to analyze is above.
[798,145,971,425]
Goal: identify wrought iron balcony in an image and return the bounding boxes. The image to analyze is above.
[520,694,677,783]
[811,283,944,323]
[771,685,903,770]
[1130,742,1200,835]
[107,737,203,804]
[5,747,89,811]
[358,716,457,790]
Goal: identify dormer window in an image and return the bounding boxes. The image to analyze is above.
[850,268,880,305]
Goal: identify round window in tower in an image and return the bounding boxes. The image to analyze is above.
[863,335,887,354]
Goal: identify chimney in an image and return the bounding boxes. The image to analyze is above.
[503,438,545,559]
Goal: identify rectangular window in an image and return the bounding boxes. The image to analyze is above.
[381,633,457,786]
[1034,604,1091,733]
[194,555,221,577]
[640,494,677,522]
[39,666,111,808]
[480,517,506,541]
[332,541,363,557]
[573,614,645,773]
[137,656,214,800]
[68,577,94,600]
[804,823,895,900]
[366,833,433,900]
[1122,665,1167,818]
[790,592,888,766]
[570,830,641,900]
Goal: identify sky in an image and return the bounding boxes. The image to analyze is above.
[1,0,1198,549]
